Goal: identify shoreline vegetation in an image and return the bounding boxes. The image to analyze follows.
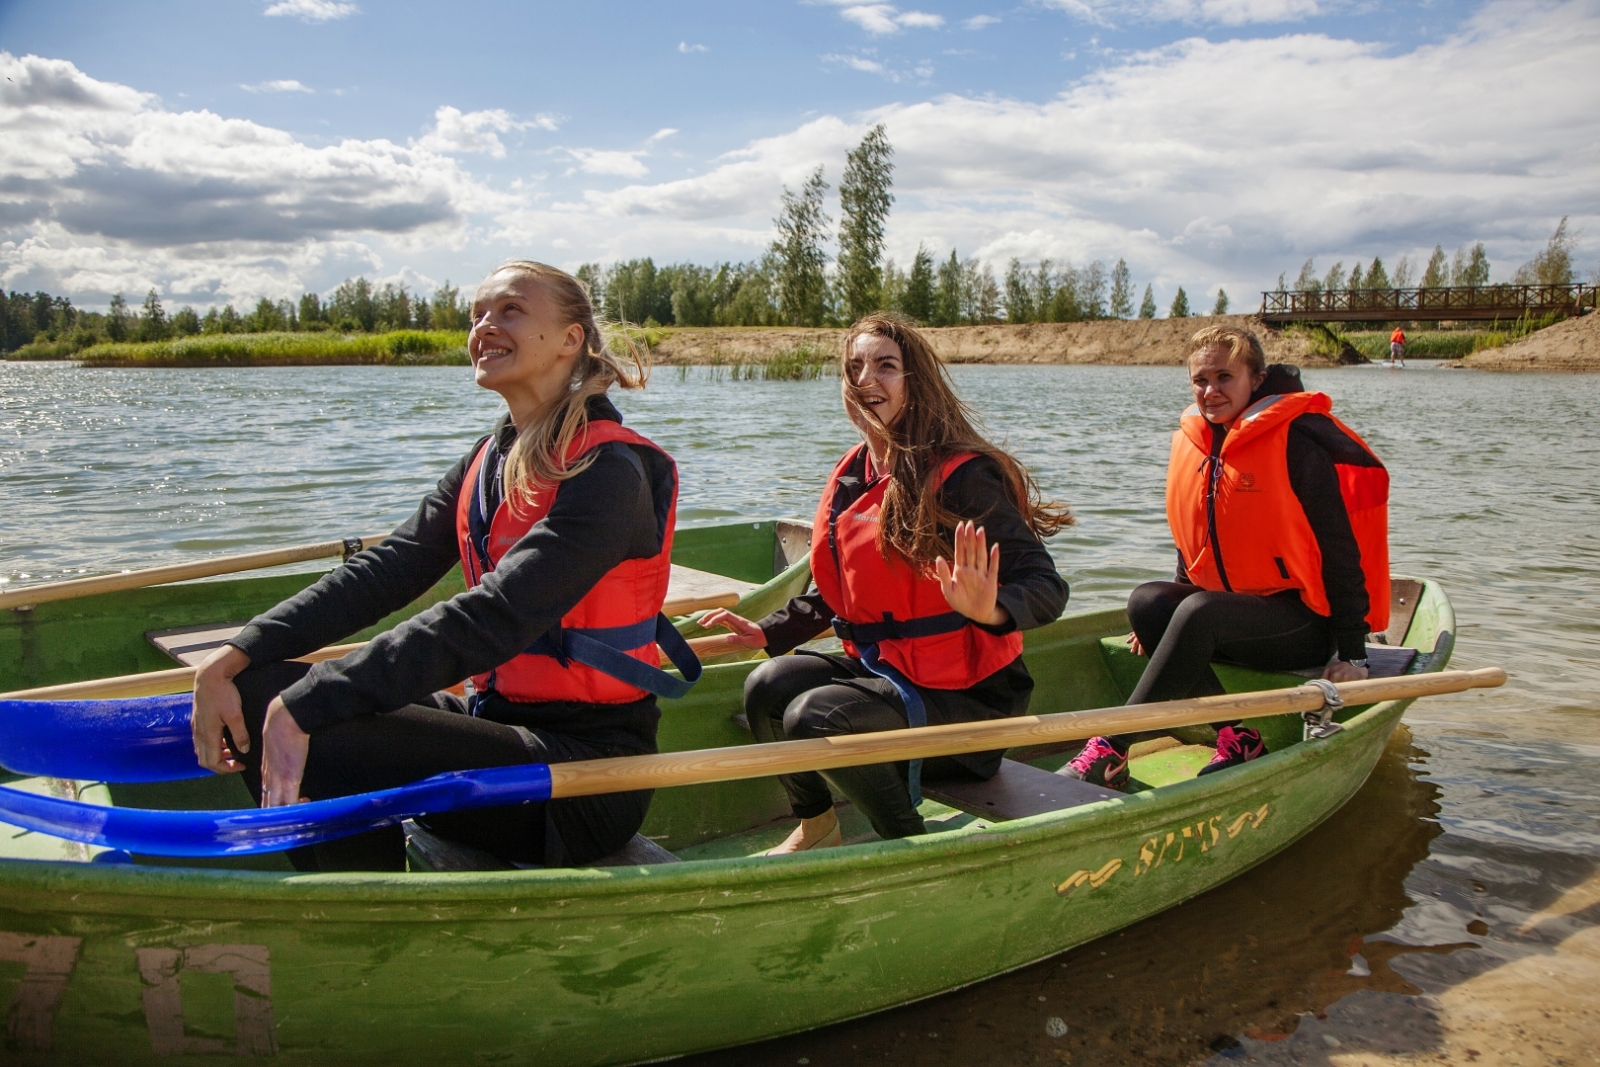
[7,313,1593,371]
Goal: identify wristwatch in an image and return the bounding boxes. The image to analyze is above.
[1344,657,1369,669]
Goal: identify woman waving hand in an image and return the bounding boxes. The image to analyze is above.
[703,315,1070,854]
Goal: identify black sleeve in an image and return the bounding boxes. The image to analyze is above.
[1174,550,1192,584]
[758,591,837,658]
[940,456,1068,632]
[276,443,662,732]
[1286,418,1371,661]
[227,444,480,666]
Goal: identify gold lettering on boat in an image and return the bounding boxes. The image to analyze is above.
[137,944,276,1057]
[1054,859,1123,896]
[0,932,81,1051]
[1069,804,1273,894]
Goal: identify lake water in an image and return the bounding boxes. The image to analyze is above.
[2,360,1598,1063]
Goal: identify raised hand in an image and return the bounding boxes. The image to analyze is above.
[935,521,1008,627]
[697,608,768,649]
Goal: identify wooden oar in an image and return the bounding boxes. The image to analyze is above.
[0,668,1504,858]
[0,534,390,612]
[0,591,744,703]
[544,667,1508,798]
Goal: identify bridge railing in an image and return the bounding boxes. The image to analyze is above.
[1259,284,1597,323]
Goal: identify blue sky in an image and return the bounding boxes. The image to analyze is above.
[1,0,1596,313]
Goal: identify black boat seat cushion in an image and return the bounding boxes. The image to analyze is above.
[922,759,1120,822]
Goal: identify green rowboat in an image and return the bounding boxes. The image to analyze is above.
[0,521,1454,1064]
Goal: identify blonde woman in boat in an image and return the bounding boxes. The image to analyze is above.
[189,261,695,871]
[701,314,1070,854]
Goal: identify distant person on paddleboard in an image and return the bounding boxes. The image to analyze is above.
[1066,325,1390,790]
[700,315,1070,854]
[189,261,696,871]
[1390,327,1406,366]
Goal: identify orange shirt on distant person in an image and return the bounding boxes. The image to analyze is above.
[1390,328,1405,344]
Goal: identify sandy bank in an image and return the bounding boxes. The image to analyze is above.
[646,315,1347,368]
[1462,310,1600,372]
[1219,871,1600,1066]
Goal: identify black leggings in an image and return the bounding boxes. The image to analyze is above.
[743,653,983,841]
[1110,582,1333,746]
[231,662,652,872]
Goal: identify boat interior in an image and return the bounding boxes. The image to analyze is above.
[0,520,1439,874]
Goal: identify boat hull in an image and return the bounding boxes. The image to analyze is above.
[0,574,1455,1064]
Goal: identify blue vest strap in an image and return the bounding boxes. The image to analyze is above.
[523,615,703,700]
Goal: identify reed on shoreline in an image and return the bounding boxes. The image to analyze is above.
[59,330,469,367]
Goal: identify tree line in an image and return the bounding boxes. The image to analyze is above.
[1275,218,1580,295]
[577,125,1218,329]
[1,278,473,356]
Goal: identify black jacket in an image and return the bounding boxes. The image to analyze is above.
[229,397,669,745]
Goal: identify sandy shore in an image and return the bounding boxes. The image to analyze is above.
[645,315,1348,368]
[1215,871,1600,1066]
[1461,310,1600,372]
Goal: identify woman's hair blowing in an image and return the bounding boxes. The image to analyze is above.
[488,260,646,501]
[841,314,1072,567]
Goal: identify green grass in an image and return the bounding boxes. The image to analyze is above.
[70,331,469,367]
[1341,314,1562,360]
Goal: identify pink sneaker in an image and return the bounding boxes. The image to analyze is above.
[1061,736,1130,790]
[1197,725,1266,776]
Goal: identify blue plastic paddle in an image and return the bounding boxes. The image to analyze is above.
[0,694,209,783]
[0,763,553,857]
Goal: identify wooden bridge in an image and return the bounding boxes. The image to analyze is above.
[1258,283,1597,325]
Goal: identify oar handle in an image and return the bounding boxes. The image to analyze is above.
[0,534,389,611]
[545,667,1509,799]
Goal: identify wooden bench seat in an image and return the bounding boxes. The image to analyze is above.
[145,564,761,667]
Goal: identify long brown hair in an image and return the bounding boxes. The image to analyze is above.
[842,313,1072,566]
[488,261,646,502]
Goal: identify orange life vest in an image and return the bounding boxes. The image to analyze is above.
[1165,391,1390,633]
[455,420,700,705]
[810,445,1023,690]
[1390,328,1405,344]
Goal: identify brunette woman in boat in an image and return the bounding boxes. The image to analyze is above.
[189,261,696,871]
[701,315,1070,854]
[1066,325,1390,789]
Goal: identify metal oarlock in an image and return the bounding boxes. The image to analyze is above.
[341,536,365,561]
[1304,679,1346,741]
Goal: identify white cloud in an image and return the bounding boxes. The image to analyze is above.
[823,52,887,73]
[412,105,556,158]
[822,49,933,82]
[0,52,498,303]
[553,1,1600,287]
[565,148,650,178]
[7,1,1599,307]
[678,41,709,53]
[649,128,679,142]
[963,14,1001,29]
[830,3,946,34]
[240,79,313,94]
[262,0,359,22]
[1042,0,1326,26]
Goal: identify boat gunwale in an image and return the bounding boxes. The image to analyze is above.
[0,580,1453,913]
